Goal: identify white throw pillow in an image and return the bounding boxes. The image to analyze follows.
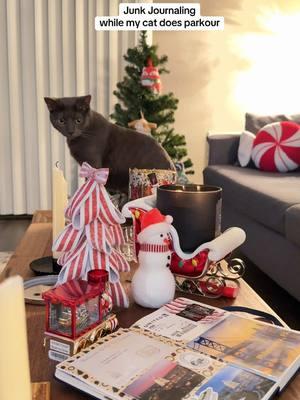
[238,130,256,167]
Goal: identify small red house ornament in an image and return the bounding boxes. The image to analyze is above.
[141,58,161,94]
[43,270,109,340]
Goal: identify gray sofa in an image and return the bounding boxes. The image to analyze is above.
[203,133,300,301]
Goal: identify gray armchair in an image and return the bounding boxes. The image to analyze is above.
[203,133,300,301]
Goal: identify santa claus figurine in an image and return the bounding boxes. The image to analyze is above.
[132,208,176,308]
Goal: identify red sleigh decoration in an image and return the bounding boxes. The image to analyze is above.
[126,202,246,299]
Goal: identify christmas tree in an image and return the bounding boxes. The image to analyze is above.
[111,31,194,175]
[52,163,130,308]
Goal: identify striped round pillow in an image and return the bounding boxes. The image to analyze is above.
[251,121,300,172]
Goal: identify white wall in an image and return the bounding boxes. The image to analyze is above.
[154,0,300,182]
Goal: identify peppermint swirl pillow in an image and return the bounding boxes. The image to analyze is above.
[251,121,300,172]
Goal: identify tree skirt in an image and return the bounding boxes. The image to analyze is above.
[0,252,12,274]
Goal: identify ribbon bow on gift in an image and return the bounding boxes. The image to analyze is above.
[79,162,109,185]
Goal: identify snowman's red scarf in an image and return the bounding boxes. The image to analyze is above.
[139,243,170,253]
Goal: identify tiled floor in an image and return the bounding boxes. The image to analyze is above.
[1,217,299,329]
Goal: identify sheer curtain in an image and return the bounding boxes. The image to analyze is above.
[0,0,139,214]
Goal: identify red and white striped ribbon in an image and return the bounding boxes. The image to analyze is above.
[53,223,83,253]
[98,186,125,225]
[89,246,109,271]
[65,179,98,228]
[110,281,129,308]
[57,238,90,284]
[106,224,125,246]
[86,219,111,253]
[110,249,130,273]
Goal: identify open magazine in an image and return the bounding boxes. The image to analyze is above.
[55,298,300,400]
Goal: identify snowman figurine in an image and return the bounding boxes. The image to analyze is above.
[132,208,176,308]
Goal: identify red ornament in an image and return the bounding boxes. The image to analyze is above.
[141,57,161,94]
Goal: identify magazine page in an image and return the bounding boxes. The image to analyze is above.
[56,327,277,400]
[187,314,300,380]
[133,298,228,342]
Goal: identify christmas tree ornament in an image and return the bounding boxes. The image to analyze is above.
[128,111,157,135]
[141,57,162,94]
[131,209,175,308]
[52,162,130,308]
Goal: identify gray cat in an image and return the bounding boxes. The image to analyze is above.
[44,95,174,193]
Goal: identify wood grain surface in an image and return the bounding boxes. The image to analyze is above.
[31,382,51,400]
[2,211,299,400]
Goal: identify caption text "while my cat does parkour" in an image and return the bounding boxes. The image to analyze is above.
[95,3,224,31]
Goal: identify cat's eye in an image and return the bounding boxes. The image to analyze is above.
[75,118,82,124]
[58,118,65,125]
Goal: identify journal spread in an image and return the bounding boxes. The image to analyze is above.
[55,298,300,400]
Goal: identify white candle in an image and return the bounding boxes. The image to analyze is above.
[0,276,32,400]
[52,163,68,259]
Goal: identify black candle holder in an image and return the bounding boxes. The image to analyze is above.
[157,184,222,252]
[29,256,61,276]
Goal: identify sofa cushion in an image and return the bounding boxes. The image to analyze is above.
[251,121,300,172]
[203,165,300,236]
[238,131,255,167]
[245,112,300,134]
[285,205,300,247]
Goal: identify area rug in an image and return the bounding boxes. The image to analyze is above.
[0,251,12,274]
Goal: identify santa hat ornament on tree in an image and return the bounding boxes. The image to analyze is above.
[52,162,130,308]
[131,208,176,308]
[141,57,162,94]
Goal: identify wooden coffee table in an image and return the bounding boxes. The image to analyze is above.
[1,211,299,400]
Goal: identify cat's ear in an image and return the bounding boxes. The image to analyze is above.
[44,97,59,112]
[76,95,91,111]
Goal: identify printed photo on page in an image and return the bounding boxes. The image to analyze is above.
[124,359,206,400]
[135,298,227,341]
[188,314,300,378]
[193,365,276,400]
